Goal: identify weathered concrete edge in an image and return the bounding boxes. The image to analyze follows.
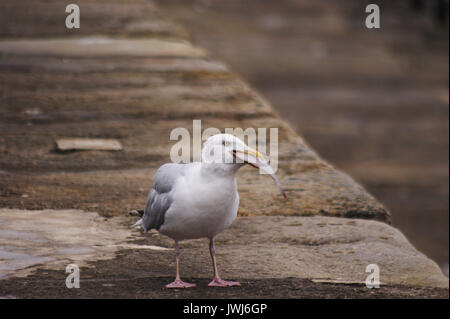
[0,209,447,289]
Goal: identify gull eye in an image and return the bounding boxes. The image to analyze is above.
[223,140,230,147]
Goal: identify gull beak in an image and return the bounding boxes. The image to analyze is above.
[242,148,267,167]
[232,147,287,199]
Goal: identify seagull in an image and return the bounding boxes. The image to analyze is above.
[133,133,286,288]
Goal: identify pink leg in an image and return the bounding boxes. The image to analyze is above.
[208,238,240,287]
[166,241,196,288]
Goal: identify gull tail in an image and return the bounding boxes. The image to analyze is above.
[129,210,145,229]
[132,218,143,229]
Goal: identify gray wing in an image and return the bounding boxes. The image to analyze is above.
[141,163,192,231]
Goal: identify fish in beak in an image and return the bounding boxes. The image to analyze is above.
[232,147,288,199]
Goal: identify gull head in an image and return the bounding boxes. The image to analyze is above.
[202,133,287,199]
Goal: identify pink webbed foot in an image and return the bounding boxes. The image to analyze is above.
[208,277,241,287]
[166,279,196,289]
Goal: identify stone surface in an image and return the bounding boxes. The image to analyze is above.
[0,0,189,40]
[0,37,206,57]
[0,208,447,298]
[0,209,132,279]
[0,36,390,221]
[56,138,123,151]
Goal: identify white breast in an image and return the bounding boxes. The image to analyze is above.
[159,164,239,241]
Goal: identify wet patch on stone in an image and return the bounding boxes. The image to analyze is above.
[0,208,136,279]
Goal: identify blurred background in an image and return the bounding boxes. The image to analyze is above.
[154,0,449,275]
